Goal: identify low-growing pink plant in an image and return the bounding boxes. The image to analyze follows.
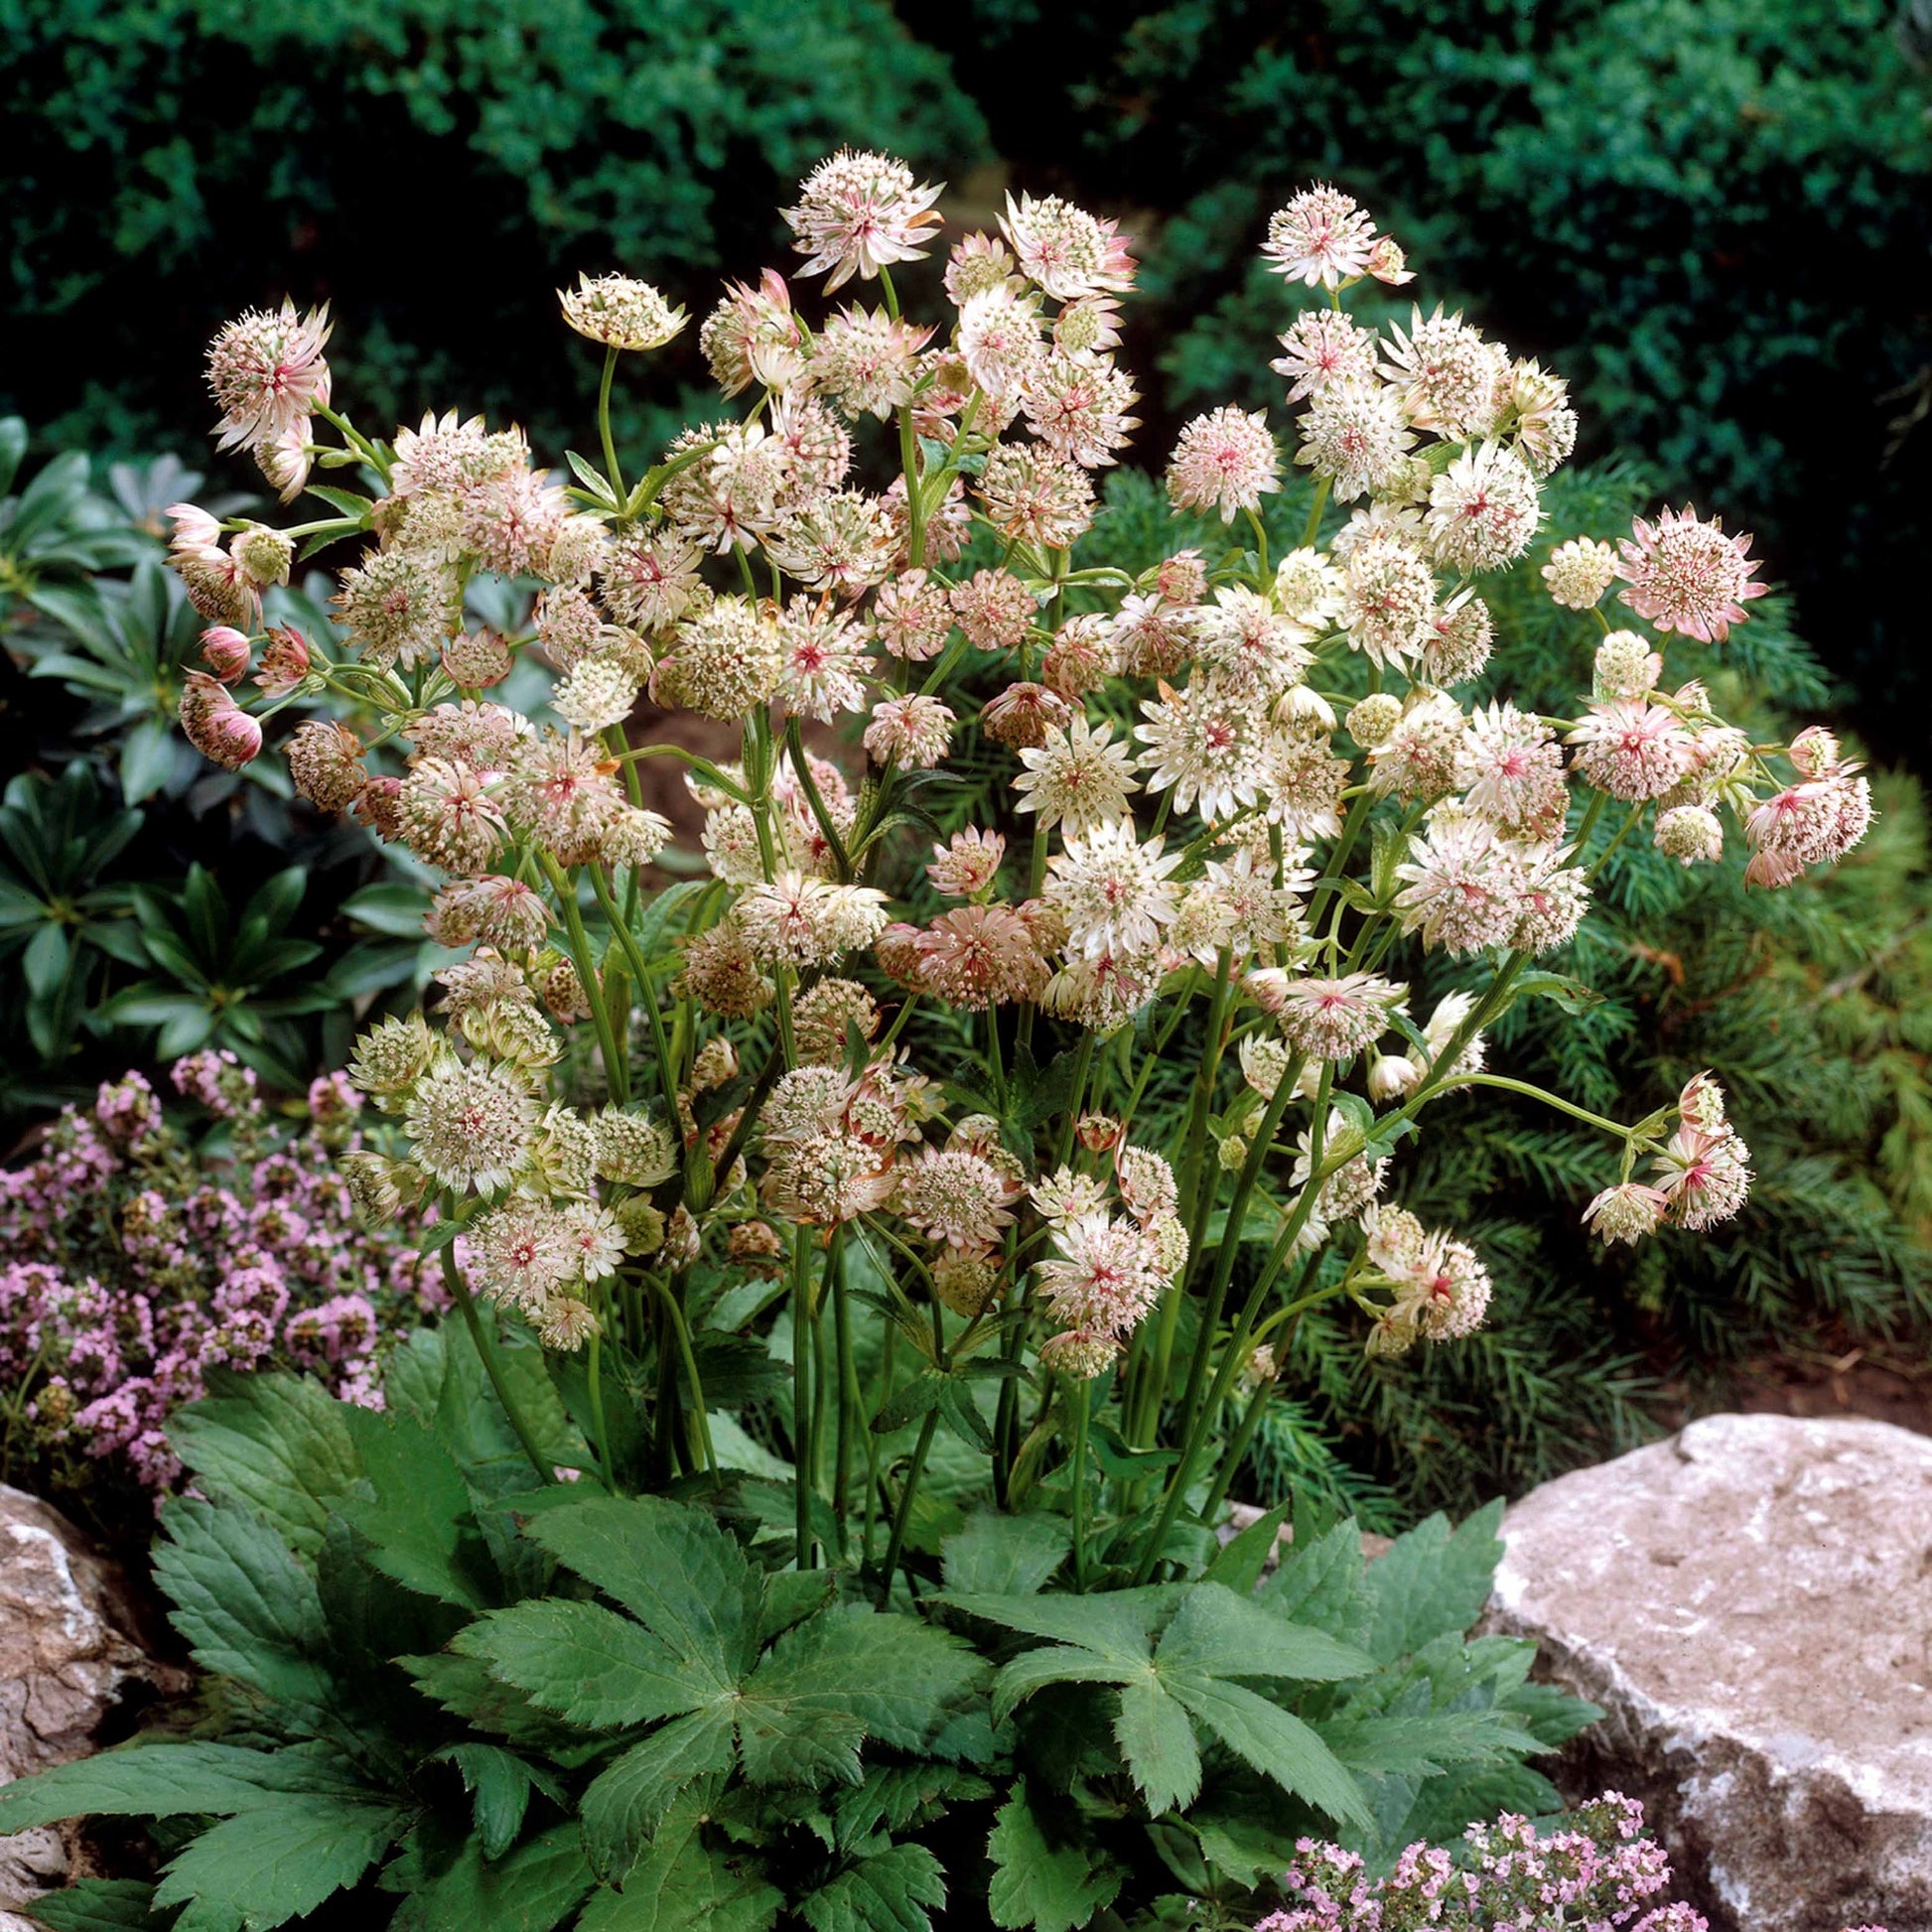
[0,1051,448,1496]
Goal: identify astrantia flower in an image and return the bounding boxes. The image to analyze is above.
[1340,530,1437,668]
[396,759,507,876]
[1457,702,1567,840]
[1379,306,1507,439]
[1393,816,1528,955]
[869,569,953,661]
[927,827,1006,898]
[1258,728,1351,841]
[1652,1126,1753,1231]
[1366,693,1466,804]
[558,273,687,351]
[767,393,854,496]
[653,596,782,721]
[1202,849,1307,960]
[1135,675,1267,818]
[810,305,932,419]
[944,230,1023,305]
[1166,407,1280,523]
[1656,803,1725,866]
[1294,379,1416,503]
[498,733,624,868]
[1742,768,1873,887]
[785,149,944,292]
[601,529,705,633]
[1037,1329,1122,1379]
[913,905,1048,1010]
[948,568,1036,651]
[1023,352,1141,468]
[1505,358,1578,478]
[1045,818,1183,961]
[772,597,873,722]
[764,490,898,596]
[206,301,332,458]
[1420,588,1494,688]
[980,681,1070,750]
[334,549,460,670]
[476,1201,576,1311]
[1425,440,1541,574]
[790,979,881,1064]
[1616,505,1768,642]
[977,444,1096,550]
[1000,192,1137,301]
[1270,310,1378,401]
[897,1147,1021,1253]
[956,286,1045,408]
[659,423,791,552]
[764,1130,897,1227]
[459,468,570,580]
[866,693,954,768]
[1014,715,1140,833]
[1035,1214,1161,1335]
[346,1013,438,1106]
[1542,537,1619,611]
[700,270,806,396]
[1582,1181,1668,1247]
[551,655,643,734]
[178,672,262,770]
[738,871,889,967]
[1249,971,1406,1060]
[284,721,366,812]
[403,1056,539,1195]
[1262,186,1378,288]
[1567,700,1696,801]
[1191,588,1314,699]
[1510,855,1589,954]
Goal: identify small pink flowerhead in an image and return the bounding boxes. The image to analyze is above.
[200,625,252,683]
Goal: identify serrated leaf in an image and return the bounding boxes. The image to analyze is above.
[167,1373,363,1561]
[1202,1502,1290,1594]
[985,1781,1121,1932]
[1260,1520,1374,1646]
[1159,1672,1370,1831]
[989,1645,1139,1725]
[430,1743,564,1861]
[939,1588,1171,1666]
[526,1496,758,1687]
[151,1499,339,1719]
[336,1404,488,1608]
[389,1820,594,1932]
[0,1742,370,1835]
[941,1511,1070,1595]
[455,1599,713,1730]
[578,1820,779,1932]
[1364,1500,1504,1665]
[1155,1582,1375,1684]
[17,1877,159,1931]
[1113,1676,1200,1816]
[150,1794,402,1932]
[798,1843,946,1932]
[579,1710,735,1875]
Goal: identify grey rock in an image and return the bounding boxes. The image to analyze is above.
[1487,1413,1932,1932]
[0,1484,182,1910]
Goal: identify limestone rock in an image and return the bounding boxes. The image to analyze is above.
[1487,1413,1932,1932]
[0,1485,182,1911]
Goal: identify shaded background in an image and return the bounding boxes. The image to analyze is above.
[8,0,1931,762]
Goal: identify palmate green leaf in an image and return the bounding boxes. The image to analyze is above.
[1154,1582,1375,1685]
[939,1587,1173,1666]
[827,1764,993,1851]
[798,1843,946,1932]
[941,1511,1072,1595]
[1364,1501,1505,1666]
[151,1499,340,1720]
[1259,1520,1374,1646]
[17,1876,158,1931]
[1158,1671,1371,1832]
[401,1653,599,1761]
[150,1793,403,1932]
[989,1645,1138,1725]
[455,1599,714,1730]
[1315,1708,1532,1777]
[0,1741,370,1835]
[527,1496,759,1687]
[335,1404,490,1609]
[985,1781,1122,1932]
[388,1820,595,1932]
[1113,1675,1201,1817]
[430,1743,567,1862]
[166,1372,362,1560]
[577,1797,780,1932]
[579,1709,736,1875]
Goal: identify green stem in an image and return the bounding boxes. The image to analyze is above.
[791,1227,818,1567]
[1446,1072,1636,1139]
[1067,1378,1092,1590]
[652,1275,718,1486]
[877,1408,939,1606]
[1202,1375,1274,1520]
[539,856,629,1106]
[785,715,852,880]
[439,1233,554,1485]
[597,345,625,501]
[586,1316,618,1495]
[831,1229,857,1549]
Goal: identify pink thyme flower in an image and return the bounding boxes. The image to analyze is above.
[1615,504,1769,642]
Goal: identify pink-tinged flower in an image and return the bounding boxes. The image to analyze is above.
[773,596,873,723]
[784,149,943,292]
[700,270,806,396]
[1615,504,1768,642]
[284,721,367,813]
[808,305,933,419]
[977,444,1096,550]
[1393,816,1528,955]
[896,1145,1022,1253]
[944,230,1022,305]
[601,529,705,634]
[199,626,251,683]
[956,285,1046,409]
[1255,971,1407,1061]
[1035,1213,1161,1337]
[980,680,1070,750]
[1262,186,1378,288]
[1271,309,1377,401]
[1542,536,1619,611]
[927,828,1006,898]
[1295,378,1415,502]
[1567,699,1697,801]
[1425,440,1541,574]
[912,904,1047,1010]
[738,871,889,968]
[870,569,952,661]
[1044,818,1182,962]
[205,300,332,457]
[1022,351,1141,469]
[1743,768,1872,887]
[1510,856,1589,955]
[558,273,686,352]
[1583,1180,1670,1246]
[1339,529,1436,668]
[178,671,262,769]
[1166,407,1281,524]
[763,1129,897,1228]
[1379,305,1507,439]
[1458,702,1568,840]
[1037,1328,1122,1379]
[1652,1125,1752,1231]
[1000,193,1137,301]
[1015,715,1139,835]
[1367,693,1466,805]
[866,693,955,768]
[1135,675,1266,819]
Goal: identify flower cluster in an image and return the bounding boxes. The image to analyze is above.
[160,156,1871,1559]
[0,1057,443,1496]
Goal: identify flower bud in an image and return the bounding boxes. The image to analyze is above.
[1075,1112,1123,1154]
[1346,692,1403,747]
[179,670,262,769]
[200,625,252,683]
[228,522,294,590]
[1787,725,1841,778]
[255,624,312,695]
[442,628,513,689]
[1368,1051,1421,1102]
[1655,804,1723,867]
[1592,630,1661,702]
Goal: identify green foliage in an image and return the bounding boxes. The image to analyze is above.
[0,1362,1589,1931]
